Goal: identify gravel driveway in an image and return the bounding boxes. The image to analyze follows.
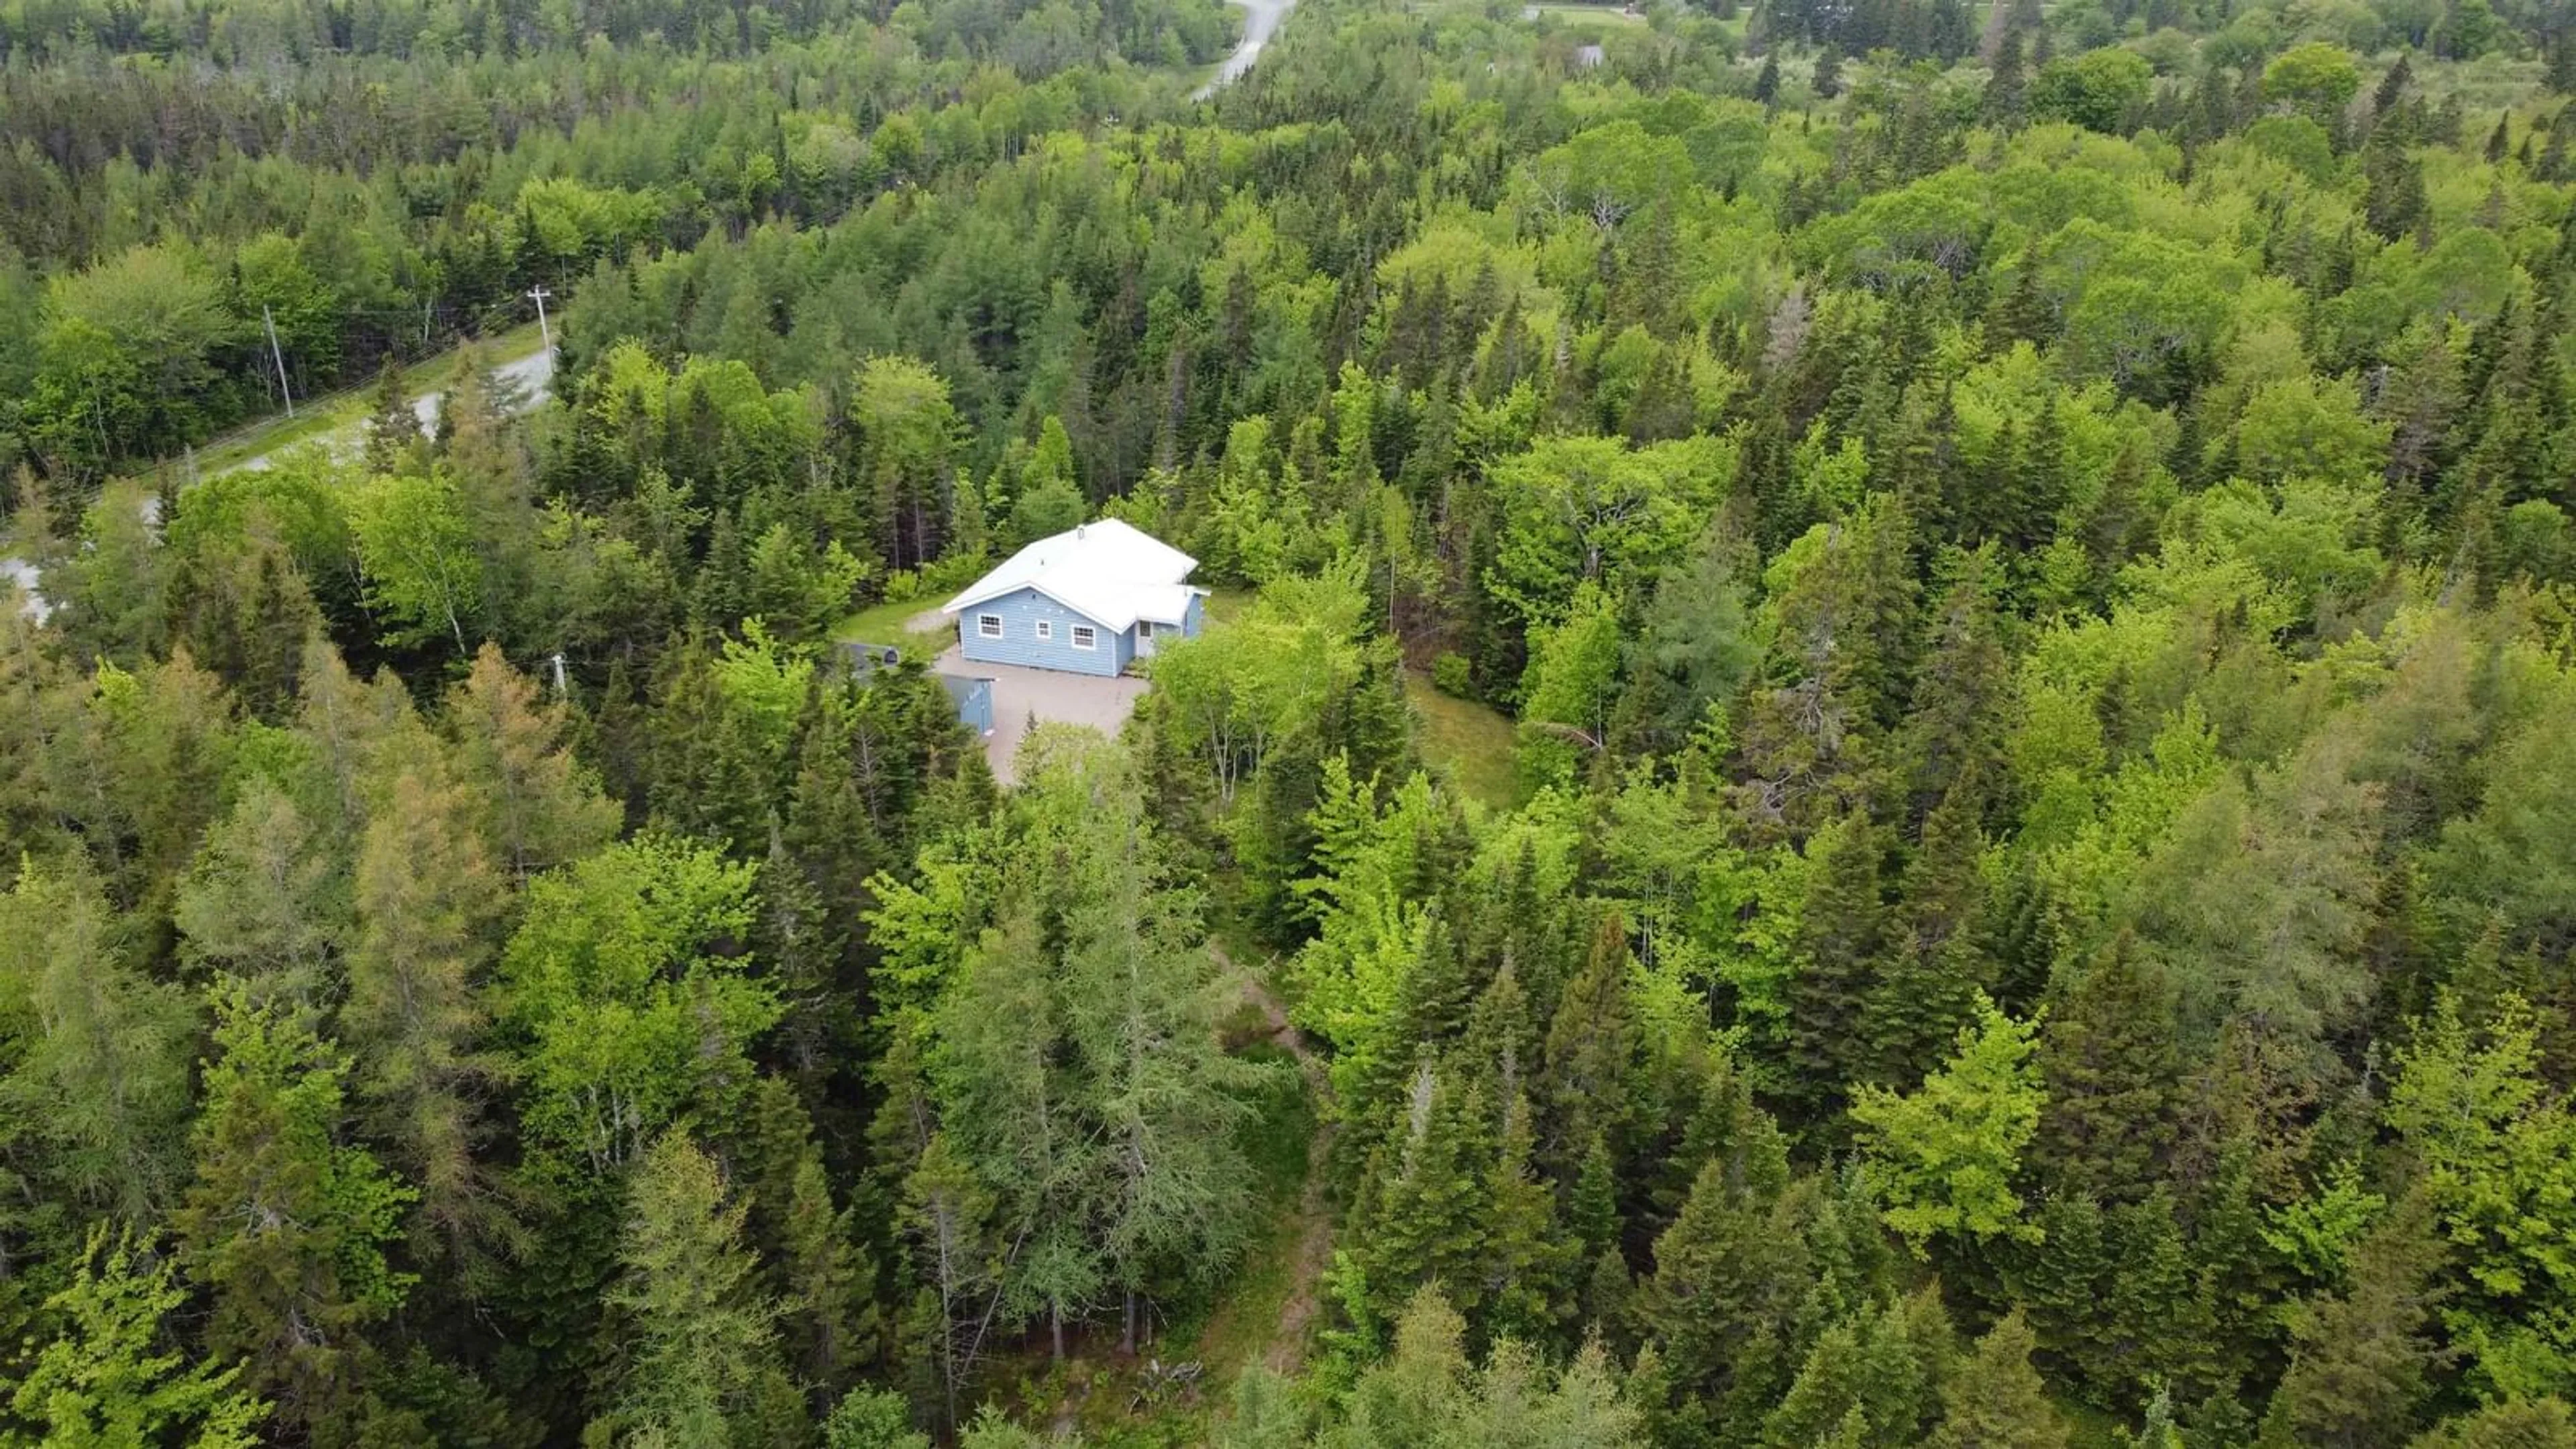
[937,645,1148,786]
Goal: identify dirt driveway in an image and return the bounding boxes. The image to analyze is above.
[937,646,1148,785]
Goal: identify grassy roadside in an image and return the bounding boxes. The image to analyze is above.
[154,321,547,480]
[1521,1,1652,22]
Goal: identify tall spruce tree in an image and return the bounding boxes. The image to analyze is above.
[605,1132,802,1448]
[1786,810,1890,1118]
[343,765,509,1277]
[1933,1310,2069,1449]
[174,983,414,1430]
[2261,1194,2449,1449]
[0,855,197,1221]
[2030,934,2183,1205]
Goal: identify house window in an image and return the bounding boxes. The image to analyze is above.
[1034,620,1053,642]
[1135,621,1155,639]
[977,614,1002,639]
[1071,625,1097,650]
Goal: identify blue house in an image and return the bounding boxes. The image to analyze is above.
[941,518,1208,678]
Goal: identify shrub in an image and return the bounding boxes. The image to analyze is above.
[1432,651,1474,698]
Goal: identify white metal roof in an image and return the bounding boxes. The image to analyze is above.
[941,518,1203,631]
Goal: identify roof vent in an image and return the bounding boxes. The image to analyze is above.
[1075,524,1086,539]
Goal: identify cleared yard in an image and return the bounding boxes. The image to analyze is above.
[1403,669,1518,810]
[834,597,951,649]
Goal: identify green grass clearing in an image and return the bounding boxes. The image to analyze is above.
[1403,669,1519,812]
[1201,586,1255,627]
[1190,580,1520,812]
[833,594,954,652]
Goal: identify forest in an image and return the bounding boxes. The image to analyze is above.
[3,0,2576,1438]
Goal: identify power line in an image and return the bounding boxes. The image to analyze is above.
[261,303,296,419]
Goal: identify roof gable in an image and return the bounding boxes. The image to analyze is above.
[941,519,1200,629]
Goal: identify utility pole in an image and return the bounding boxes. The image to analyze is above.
[526,285,554,356]
[262,305,294,419]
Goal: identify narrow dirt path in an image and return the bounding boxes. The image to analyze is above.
[1215,944,1337,1378]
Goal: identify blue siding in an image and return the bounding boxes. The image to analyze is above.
[955,588,1122,677]
[1183,592,1205,638]
[938,674,995,733]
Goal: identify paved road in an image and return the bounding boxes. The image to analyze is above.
[237,345,555,473]
[1,558,48,624]
[3,345,555,621]
[1192,0,1295,98]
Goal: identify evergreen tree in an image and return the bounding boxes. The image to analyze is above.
[363,357,419,476]
[1933,1310,2068,1449]
[345,767,508,1286]
[2099,1192,2215,1407]
[1042,737,1275,1349]
[1361,1057,1495,1325]
[2030,934,2182,1205]
[1541,914,1645,1173]
[2365,131,2432,240]
[1482,1091,1570,1342]
[1785,810,1889,1118]
[2016,1191,2113,1390]
[605,1132,802,1448]
[1640,1156,1807,1432]
[1984,32,2029,129]
[1570,1129,1621,1258]
[934,892,1098,1359]
[174,983,414,1430]
[443,641,621,883]
[165,533,324,722]
[171,779,343,1022]
[1762,1289,1951,1449]
[2375,53,2416,121]
[2413,1398,2576,1448]
[2261,1195,2449,1449]
[779,1151,881,1399]
[0,855,199,1222]
[1896,555,2010,818]
[1863,777,1992,1087]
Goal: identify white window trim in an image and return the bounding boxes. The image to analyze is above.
[1070,624,1097,650]
[977,614,1002,639]
[1034,619,1053,642]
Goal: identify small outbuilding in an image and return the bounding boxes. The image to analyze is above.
[940,518,1208,678]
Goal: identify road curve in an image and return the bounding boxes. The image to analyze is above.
[1192,0,1295,99]
[2,345,557,621]
[239,345,557,474]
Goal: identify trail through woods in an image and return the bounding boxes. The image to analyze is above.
[1218,945,1336,1378]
